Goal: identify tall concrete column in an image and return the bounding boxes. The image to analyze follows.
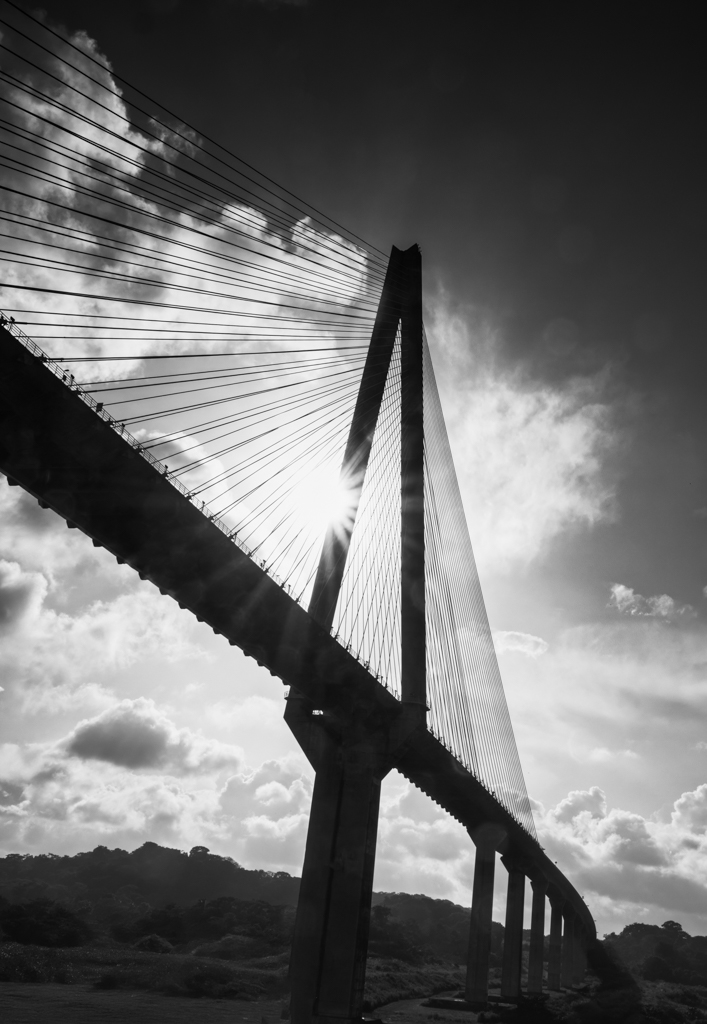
[287,728,380,1024]
[500,858,526,1001]
[561,908,575,989]
[572,921,587,986]
[527,877,548,994]
[547,895,564,991]
[285,695,423,1024]
[465,824,506,1005]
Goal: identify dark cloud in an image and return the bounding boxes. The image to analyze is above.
[1,481,62,535]
[67,702,171,768]
[0,560,46,634]
[65,699,241,773]
[0,781,25,807]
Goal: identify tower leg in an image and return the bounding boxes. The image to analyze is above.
[286,700,385,1024]
[527,878,547,994]
[500,862,525,1000]
[285,695,422,1024]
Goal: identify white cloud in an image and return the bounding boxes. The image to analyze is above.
[0,581,203,713]
[609,583,695,620]
[493,630,548,657]
[537,785,707,933]
[672,785,707,834]
[426,302,617,574]
[498,615,707,802]
[0,737,314,870]
[587,747,639,763]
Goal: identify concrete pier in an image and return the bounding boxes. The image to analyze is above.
[286,703,384,1024]
[573,919,587,985]
[500,859,526,1000]
[527,876,547,994]
[561,907,576,989]
[465,825,505,1004]
[547,896,564,991]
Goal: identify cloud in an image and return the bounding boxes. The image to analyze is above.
[64,698,242,774]
[552,786,607,822]
[0,579,204,713]
[609,583,695,620]
[0,16,371,389]
[426,302,618,573]
[493,630,548,657]
[219,757,312,821]
[0,560,48,635]
[498,613,707,800]
[0,738,314,870]
[587,747,639,763]
[672,785,707,834]
[536,785,707,932]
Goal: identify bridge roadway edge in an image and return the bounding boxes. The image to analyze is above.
[0,324,595,941]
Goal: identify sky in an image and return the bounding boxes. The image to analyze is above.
[1,0,707,939]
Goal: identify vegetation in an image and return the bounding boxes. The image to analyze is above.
[604,920,707,986]
[0,896,92,947]
[4,844,707,1021]
[0,843,300,910]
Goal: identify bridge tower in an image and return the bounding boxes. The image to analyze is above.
[285,244,427,1024]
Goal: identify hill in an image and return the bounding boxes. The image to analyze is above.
[0,843,300,910]
[604,919,707,986]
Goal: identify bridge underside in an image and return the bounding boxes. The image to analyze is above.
[0,322,595,1017]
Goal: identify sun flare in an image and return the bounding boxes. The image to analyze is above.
[293,467,359,540]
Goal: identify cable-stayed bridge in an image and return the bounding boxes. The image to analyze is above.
[0,5,595,1019]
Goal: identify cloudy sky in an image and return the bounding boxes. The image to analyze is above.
[2,0,707,939]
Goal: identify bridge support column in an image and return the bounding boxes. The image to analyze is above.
[500,858,525,1001]
[464,824,506,1006]
[285,694,422,1024]
[527,877,547,994]
[561,908,575,989]
[547,895,564,991]
[573,922,587,986]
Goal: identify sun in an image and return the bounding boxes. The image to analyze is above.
[293,465,359,540]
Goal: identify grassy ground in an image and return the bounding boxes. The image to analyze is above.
[5,941,707,1023]
[0,940,289,999]
[0,984,288,1024]
[0,941,464,1005]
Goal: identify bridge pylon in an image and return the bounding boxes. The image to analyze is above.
[285,244,427,1024]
